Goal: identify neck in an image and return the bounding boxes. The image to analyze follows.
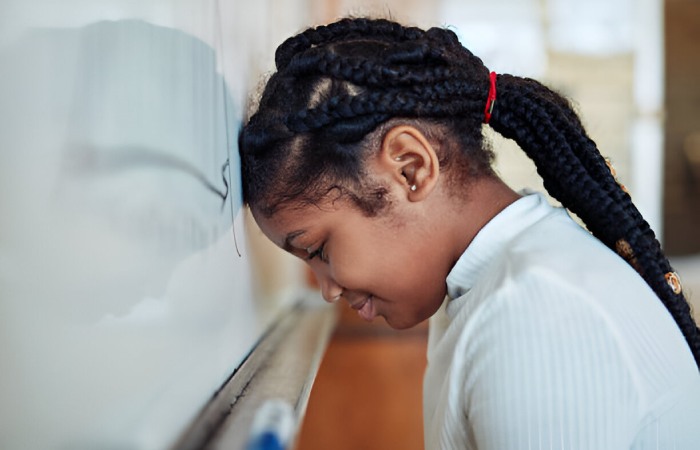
[446,175,521,264]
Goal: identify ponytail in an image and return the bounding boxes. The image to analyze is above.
[489,73,700,368]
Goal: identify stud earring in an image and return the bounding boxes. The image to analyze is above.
[410,185,417,192]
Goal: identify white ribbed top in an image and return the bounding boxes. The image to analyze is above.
[423,193,700,450]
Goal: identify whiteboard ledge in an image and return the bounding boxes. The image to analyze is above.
[171,296,337,450]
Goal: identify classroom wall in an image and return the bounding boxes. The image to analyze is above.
[0,1,308,448]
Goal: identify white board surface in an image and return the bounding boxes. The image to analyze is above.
[0,2,303,448]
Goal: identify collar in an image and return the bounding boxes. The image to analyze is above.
[445,192,556,300]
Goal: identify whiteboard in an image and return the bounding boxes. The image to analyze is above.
[0,1,307,448]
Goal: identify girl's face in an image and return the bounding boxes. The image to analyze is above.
[253,197,451,329]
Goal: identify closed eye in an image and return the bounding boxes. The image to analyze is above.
[306,244,327,263]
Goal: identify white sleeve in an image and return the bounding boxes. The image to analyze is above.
[460,271,641,450]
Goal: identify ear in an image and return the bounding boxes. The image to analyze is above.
[376,125,440,201]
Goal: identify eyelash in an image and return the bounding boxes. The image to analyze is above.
[306,244,327,263]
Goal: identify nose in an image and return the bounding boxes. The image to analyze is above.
[317,273,343,303]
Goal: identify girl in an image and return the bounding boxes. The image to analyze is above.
[239,17,700,449]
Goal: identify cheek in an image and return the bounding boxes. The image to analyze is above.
[403,248,448,289]
[384,288,445,329]
[329,237,391,287]
[377,255,447,308]
[398,251,449,310]
[332,224,448,304]
[331,261,377,292]
[404,274,447,310]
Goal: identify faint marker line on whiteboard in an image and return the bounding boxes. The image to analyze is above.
[215,0,242,257]
[65,143,230,202]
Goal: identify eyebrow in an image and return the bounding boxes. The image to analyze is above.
[283,230,306,253]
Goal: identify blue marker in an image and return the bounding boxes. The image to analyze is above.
[246,399,295,450]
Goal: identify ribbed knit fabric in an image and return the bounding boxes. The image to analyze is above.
[424,192,700,450]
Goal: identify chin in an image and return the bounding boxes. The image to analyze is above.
[383,314,422,330]
[385,300,444,330]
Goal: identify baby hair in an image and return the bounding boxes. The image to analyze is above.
[239,17,700,368]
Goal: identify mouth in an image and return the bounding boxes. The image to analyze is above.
[351,295,376,322]
[350,298,367,310]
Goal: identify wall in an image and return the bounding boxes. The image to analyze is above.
[0,1,308,448]
[664,0,700,255]
[441,0,664,234]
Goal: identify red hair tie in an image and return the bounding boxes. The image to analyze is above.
[483,71,497,124]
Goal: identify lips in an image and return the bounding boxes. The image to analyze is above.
[350,298,366,310]
[351,295,376,322]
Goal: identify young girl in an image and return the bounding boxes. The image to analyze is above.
[239,17,700,449]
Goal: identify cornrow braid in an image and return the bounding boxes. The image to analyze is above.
[275,18,425,70]
[239,18,700,369]
[284,46,460,85]
[286,85,484,135]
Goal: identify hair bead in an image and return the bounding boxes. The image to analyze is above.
[665,272,683,295]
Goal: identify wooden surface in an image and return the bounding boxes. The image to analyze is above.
[296,305,428,450]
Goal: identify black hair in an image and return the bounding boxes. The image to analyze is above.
[239,17,700,369]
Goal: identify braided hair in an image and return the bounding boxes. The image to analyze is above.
[239,17,700,369]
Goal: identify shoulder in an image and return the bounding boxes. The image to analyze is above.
[440,199,700,447]
[457,214,680,383]
[450,265,642,448]
[452,270,700,448]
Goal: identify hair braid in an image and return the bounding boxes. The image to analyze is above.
[282,36,487,137]
[284,40,481,90]
[490,74,700,368]
[275,18,425,70]
[286,82,484,137]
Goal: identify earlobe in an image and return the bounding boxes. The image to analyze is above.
[378,125,440,201]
